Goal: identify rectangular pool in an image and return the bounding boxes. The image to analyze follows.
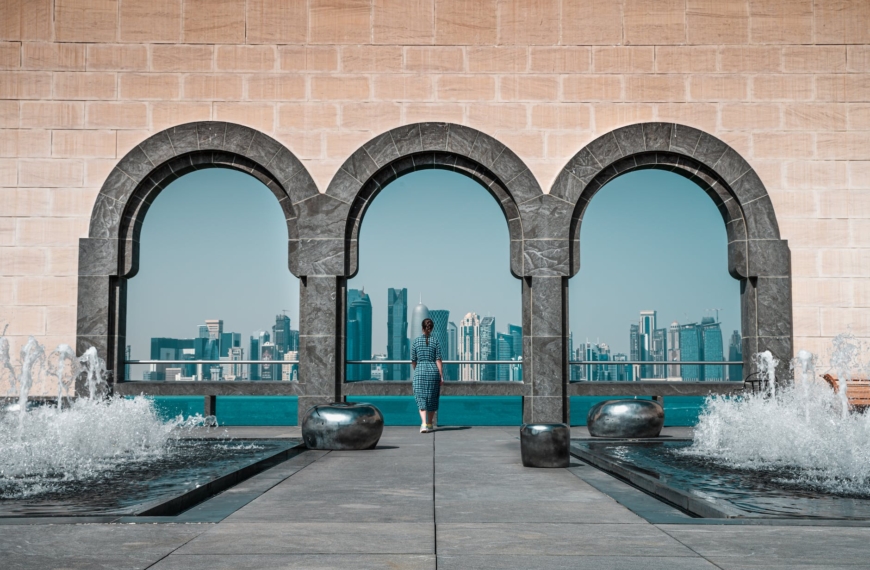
[572,440,870,520]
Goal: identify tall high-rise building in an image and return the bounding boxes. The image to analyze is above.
[629,324,641,381]
[680,324,703,381]
[260,341,276,380]
[198,325,209,339]
[205,319,223,340]
[496,333,513,381]
[459,312,481,381]
[273,314,292,353]
[479,316,496,380]
[728,330,743,381]
[429,309,451,378]
[386,288,409,380]
[219,332,241,357]
[652,328,667,379]
[508,324,522,361]
[639,310,656,379]
[701,317,724,381]
[282,351,299,381]
[409,298,430,344]
[249,335,261,380]
[446,321,458,381]
[225,346,244,380]
[667,321,681,379]
[125,345,131,380]
[347,289,373,381]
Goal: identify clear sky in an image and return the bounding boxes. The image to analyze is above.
[127,166,739,360]
[126,168,298,360]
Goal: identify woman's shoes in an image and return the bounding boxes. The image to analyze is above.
[420,424,429,433]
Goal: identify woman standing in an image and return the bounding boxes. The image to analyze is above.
[411,318,443,433]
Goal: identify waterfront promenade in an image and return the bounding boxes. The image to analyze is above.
[2,427,868,570]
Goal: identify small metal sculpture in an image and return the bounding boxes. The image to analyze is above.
[587,399,664,438]
[301,402,384,450]
[520,423,570,468]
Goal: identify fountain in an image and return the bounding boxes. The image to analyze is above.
[573,334,870,519]
[0,334,301,516]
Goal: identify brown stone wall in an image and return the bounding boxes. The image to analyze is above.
[1,0,869,359]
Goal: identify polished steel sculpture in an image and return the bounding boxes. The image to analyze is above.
[301,402,384,450]
[520,423,570,468]
[587,399,664,438]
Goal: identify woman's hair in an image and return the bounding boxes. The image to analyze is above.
[422,318,434,345]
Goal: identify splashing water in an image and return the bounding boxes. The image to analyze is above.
[0,335,213,499]
[686,335,870,495]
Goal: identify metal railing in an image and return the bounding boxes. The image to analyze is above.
[125,359,300,382]
[346,360,519,364]
[568,360,742,366]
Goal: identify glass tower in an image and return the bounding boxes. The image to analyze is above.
[679,324,702,381]
[386,288,409,380]
[479,316,496,381]
[347,288,373,381]
[429,309,451,379]
[701,317,724,381]
[728,330,743,381]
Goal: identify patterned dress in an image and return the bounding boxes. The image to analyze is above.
[411,335,443,411]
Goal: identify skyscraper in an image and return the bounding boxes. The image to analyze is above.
[680,324,703,381]
[205,319,223,340]
[652,328,667,379]
[273,314,292,353]
[429,309,451,379]
[667,321,681,379]
[198,325,209,339]
[629,324,641,381]
[260,341,276,380]
[446,321,458,381]
[409,298,430,345]
[347,289,373,381]
[479,316,496,380]
[496,332,513,381]
[701,317,724,381]
[249,334,261,380]
[508,324,522,361]
[459,312,481,381]
[639,310,656,379]
[386,288,409,380]
[728,330,743,381]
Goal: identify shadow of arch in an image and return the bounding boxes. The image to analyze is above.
[553,123,793,377]
[77,121,317,382]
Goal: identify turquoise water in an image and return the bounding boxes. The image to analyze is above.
[141,395,710,427]
[346,396,524,426]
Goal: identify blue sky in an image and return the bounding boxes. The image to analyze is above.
[127,167,739,359]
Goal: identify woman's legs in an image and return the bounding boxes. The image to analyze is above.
[419,410,428,425]
[426,411,436,425]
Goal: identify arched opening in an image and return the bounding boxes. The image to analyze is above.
[568,169,741,424]
[126,168,299,385]
[555,123,793,426]
[346,169,521,385]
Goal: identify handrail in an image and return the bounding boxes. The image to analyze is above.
[126,360,298,365]
[347,360,519,364]
[569,360,741,365]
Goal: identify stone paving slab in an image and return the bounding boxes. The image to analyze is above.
[437,555,719,570]
[175,522,435,555]
[658,525,870,567]
[149,553,436,569]
[0,523,208,570]
[434,498,643,523]
[436,522,699,557]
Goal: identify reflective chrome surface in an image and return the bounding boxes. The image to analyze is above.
[587,399,664,438]
[301,402,384,450]
[520,423,570,468]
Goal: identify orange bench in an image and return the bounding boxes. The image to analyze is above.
[821,374,870,408]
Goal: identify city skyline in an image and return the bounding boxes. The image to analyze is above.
[128,167,739,370]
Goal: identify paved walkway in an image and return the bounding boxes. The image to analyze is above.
[3,427,869,569]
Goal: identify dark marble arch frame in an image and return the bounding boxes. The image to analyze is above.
[78,121,788,424]
[76,122,318,392]
[551,122,793,380]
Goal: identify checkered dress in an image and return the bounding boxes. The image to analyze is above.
[411,335,443,411]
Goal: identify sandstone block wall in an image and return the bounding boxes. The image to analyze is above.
[1,0,870,361]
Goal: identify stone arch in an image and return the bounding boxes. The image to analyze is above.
[301,123,565,423]
[76,121,318,383]
[332,124,544,280]
[552,123,793,376]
